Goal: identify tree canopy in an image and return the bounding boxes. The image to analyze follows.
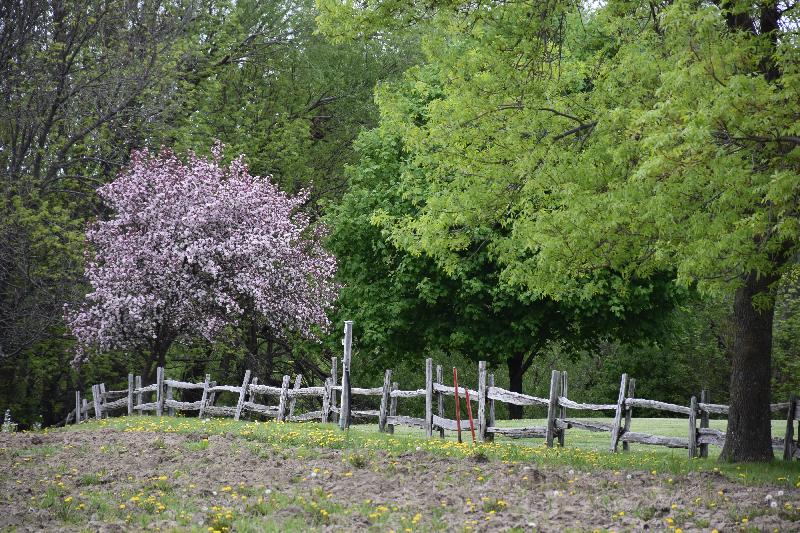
[318,0,800,460]
[325,84,682,417]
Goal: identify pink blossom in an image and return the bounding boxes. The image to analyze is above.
[66,145,338,361]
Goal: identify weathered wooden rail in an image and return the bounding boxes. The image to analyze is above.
[65,323,800,462]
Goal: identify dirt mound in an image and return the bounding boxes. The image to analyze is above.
[1,428,798,531]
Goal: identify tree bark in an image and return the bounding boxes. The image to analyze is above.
[145,333,172,383]
[720,272,776,462]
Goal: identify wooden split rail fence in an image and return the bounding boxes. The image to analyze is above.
[66,359,800,461]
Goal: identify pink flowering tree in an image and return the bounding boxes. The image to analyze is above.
[66,144,338,377]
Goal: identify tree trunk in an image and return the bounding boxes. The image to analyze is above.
[507,352,525,419]
[244,317,259,377]
[145,335,171,383]
[720,272,776,462]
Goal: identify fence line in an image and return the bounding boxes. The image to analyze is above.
[64,356,800,461]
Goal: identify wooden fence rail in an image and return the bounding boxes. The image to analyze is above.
[65,348,800,462]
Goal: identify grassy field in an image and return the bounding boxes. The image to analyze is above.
[351,416,798,482]
[2,416,800,531]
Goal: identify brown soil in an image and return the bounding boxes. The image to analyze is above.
[1,428,798,532]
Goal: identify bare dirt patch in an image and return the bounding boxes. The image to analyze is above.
[1,428,799,531]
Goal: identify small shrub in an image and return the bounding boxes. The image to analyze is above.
[77,472,103,486]
[471,449,489,463]
[481,497,508,513]
[347,452,368,468]
[206,505,235,532]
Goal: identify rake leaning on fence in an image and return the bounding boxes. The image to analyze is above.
[66,357,800,461]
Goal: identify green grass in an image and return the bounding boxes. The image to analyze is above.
[11,416,800,531]
[65,415,800,487]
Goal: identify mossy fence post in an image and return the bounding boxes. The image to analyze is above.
[558,371,568,447]
[545,370,561,447]
[436,365,445,439]
[388,382,398,434]
[156,366,164,416]
[198,374,210,419]
[688,396,698,458]
[699,389,710,458]
[378,369,392,432]
[425,358,433,438]
[75,391,81,424]
[127,373,134,416]
[287,374,302,420]
[277,375,291,421]
[609,373,629,452]
[339,321,353,430]
[135,375,142,413]
[622,378,636,452]
[330,357,338,424]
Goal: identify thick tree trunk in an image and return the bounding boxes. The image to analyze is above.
[720,272,776,462]
[507,352,525,419]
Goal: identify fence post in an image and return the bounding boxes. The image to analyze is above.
[93,384,102,420]
[82,399,88,420]
[135,375,142,414]
[545,370,561,447]
[436,365,445,438]
[699,389,709,458]
[127,373,134,416]
[379,369,392,432]
[688,396,698,458]
[784,394,797,461]
[208,380,217,406]
[609,373,629,452]
[322,378,332,422]
[558,371,568,447]
[166,383,175,416]
[99,383,107,418]
[287,374,302,420]
[622,378,636,452]
[75,391,81,424]
[277,375,291,422]
[248,377,259,406]
[425,358,433,438]
[199,374,210,419]
[156,367,164,416]
[339,369,350,430]
[330,357,338,423]
[486,373,495,442]
[477,361,487,442]
[339,321,353,430]
[388,382,398,434]
[234,370,252,421]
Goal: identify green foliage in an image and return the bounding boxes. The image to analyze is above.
[0,0,416,426]
[317,0,800,300]
[773,266,800,403]
[323,73,683,398]
[317,0,800,458]
[160,0,418,200]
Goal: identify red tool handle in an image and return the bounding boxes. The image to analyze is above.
[465,386,476,444]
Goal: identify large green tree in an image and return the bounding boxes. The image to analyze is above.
[326,101,679,418]
[318,0,800,461]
